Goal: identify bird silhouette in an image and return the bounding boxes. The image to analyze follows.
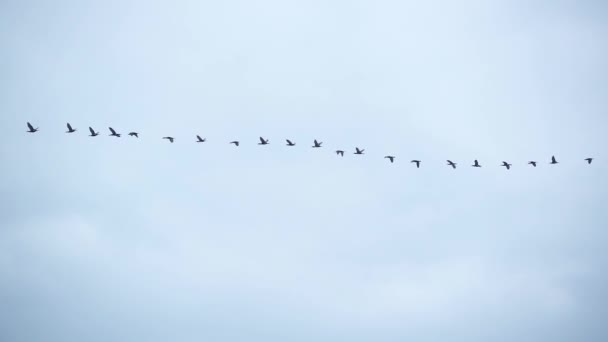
[163,137,175,143]
[88,127,99,137]
[447,160,457,169]
[336,150,344,157]
[312,140,322,148]
[472,160,481,168]
[230,141,240,146]
[65,123,76,133]
[129,132,139,138]
[354,147,365,155]
[196,135,206,143]
[258,137,269,145]
[501,161,512,170]
[385,156,396,163]
[528,161,537,167]
[286,139,295,146]
[108,127,121,137]
[550,156,559,165]
[585,158,593,164]
[411,160,421,168]
[26,122,39,133]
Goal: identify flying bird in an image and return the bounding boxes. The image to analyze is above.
[88,127,99,137]
[528,161,537,167]
[336,150,345,157]
[196,135,206,143]
[385,156,396,163]
[129,132,139,138]
[163,137,175,143]
[411,160,421,168]
[108,127,121,137]
[550,156,559,165]
[312,140,322,148]
[286,139,295,146]
[65,123,77,133]
[230,141,240,146]
[447,160,457,169]
[258,137,269,145]
[501,161,512,170]
[585,158,593,164]
[354,147,365,155]
[26,122,39,133]
[472,160,481,168]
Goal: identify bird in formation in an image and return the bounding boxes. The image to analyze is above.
[411,160,421,168]
[88,127,99,137]
[354,147,365,155]
[129,132,139,138]
[26,122,39,133]
[163,137,175,143]
[528,161,537,167]
[385,156,396,163]
[501,161,512,170]
[108,127,121,137]
[258,137,269,145]
[550,156,559,165]
[472,160,481,168]
[312,140,322,148]
[230,141,240,146]
[336,150,345,157]
[447,160,457,169]
[196,135,205,143]
[585,158,593,164]
[286,139,295,146]
[65,123,77,133]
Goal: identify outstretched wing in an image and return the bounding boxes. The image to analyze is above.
[67,123,73,130]
[89,127,95,134]
[27,122,34,130]
[109,127,117,135]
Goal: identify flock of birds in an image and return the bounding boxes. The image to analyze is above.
[26,122,596,169]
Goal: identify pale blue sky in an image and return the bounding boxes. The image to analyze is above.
[1,0,607,341]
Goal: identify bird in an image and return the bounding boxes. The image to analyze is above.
[501,161,512,170]
[354,147,365,155]
[286,139,295,146]
[129,132,139,138]
[196,135,206,143]
[312,140,322,148]
[258,137,269,145]
[163,137,175,143]
[88,127,99,137]
[528,161,537,167]
[550,156,559,165]
[65,123,76,133]
[26,122,39,133]
[230,141,240,146]
[585,158,593,164]
[472,160,482,168]
[411,160,421,168]
[447,160,457,169]
[108,127,121,137]
[385,156,396,163]
[336,150,345,157]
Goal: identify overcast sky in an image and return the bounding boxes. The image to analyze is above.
[1,0,607,341]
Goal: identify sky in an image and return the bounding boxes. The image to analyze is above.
[1,0,607,341]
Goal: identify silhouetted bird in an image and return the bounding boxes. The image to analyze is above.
[447,160,457,169]
[196,135,205,143]
[585,158,593,164]
[286,139,295,146]
[501,161,512,170]
[65,123,76,133]
[258,137,269,145]
[26,122,38,133]
[312,140,322,148]
[129,132,139,138]
[472,160,481,168]
[88,127,99,137]
[550,156,558,165]
[230,141,240,146]
[385,156,395,163]
[163,137,175,143]
[528,161,537,167]
[411,160,421,168]
[336,150,344,157]
[108,127,121,137]
[354,147,365,155]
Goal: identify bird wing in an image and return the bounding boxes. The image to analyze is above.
[109,127,117,134]
[27,122,34,130]
[89,127,95,134]
[286,139,293,144]
[552,156,557,163]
